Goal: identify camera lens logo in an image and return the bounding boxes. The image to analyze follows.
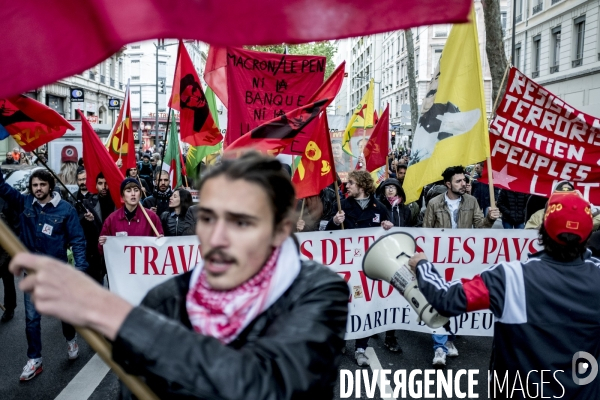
[109,99,120,107]
[71,89,83,98]
[572,351,598,385]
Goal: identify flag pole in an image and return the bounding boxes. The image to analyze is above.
[139,205,161,237]
[299,198,306,220]
[0,218,160,400]
[157,109,172,188]
[486,60,511,209]
[322,113,345,230]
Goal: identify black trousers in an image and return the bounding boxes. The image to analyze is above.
[0,252,16,311]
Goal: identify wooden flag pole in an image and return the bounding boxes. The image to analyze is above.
[333,181,345,230]
[0,218,159,400]
[486,60,512,209]
[0,302,5,312]
[299,198,306,220]
[157,109,172,188]
[139,205,161,237]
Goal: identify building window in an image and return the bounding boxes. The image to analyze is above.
[131,59,140,63]
[46,95,65,117]
[515,43,521,70]
[415,52,419,74]
[501,12,507,37]
[573,16,585,67]
[433,49,443,74]
[515,0,523,22]
[132,76,140,81]
[131,45,141,49]
[434,24,448,37]
[532,0,543,15]
[550,27,561,73]
[132,107,140,111]
[532,35,541,77]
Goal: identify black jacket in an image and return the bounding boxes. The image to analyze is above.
[142,190,171,217]
[416,251,600,399]
[326,193,390,230]
[497,189,529,225]
[160,211,188,236]
[182,205,199,235]
[377,178,412,228]
[113,260,350,399]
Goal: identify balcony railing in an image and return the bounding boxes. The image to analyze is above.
[551,0,561,4]
[550,65,559,73]
[100,75,106,84]
[516,14,522,22]
[533,3,543,14]
[572,59,583,67]
[532,70,540,78]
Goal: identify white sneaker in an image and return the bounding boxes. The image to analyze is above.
[355,349,370,367]
[432,348,446,367]
[67,337,79,360]
[20,358,43,381]
[446,341,459,357]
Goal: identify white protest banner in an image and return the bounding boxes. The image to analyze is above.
[104,227,540,338]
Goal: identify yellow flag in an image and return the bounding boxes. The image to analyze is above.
[404,7,489,204]
[342,79,375,155]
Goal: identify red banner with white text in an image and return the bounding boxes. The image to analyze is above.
[482,67,600,203]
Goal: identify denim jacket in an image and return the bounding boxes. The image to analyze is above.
[0,173,88,271]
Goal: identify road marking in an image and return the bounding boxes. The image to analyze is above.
[54,354,110,400]
[365,347,397,400]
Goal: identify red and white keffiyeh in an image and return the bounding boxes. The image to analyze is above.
[186,246,282,344]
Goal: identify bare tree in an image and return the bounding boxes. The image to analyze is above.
[404,29,419,138]
[482,0,509,107]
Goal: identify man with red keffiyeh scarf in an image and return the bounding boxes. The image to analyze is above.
[10,152,350,399]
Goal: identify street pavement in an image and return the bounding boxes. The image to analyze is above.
[1,279,494,400]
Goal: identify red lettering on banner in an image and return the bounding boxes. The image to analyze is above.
[528,239,538,254]
[358,235,375,254]
[143,246,161,275]
[378,282,394,299]
[445,268,455,282]
[176,245,197,272]
[160,246,178,275]
[433,237,446,263]
[447,237,461,264]
[300,240,314,260]
[483,238,498,264]
[194,244,203,266]
[340,237,354,265]
[358,271,377,302]
[415,236,425,253]
[494,238,510,264]
[512,238,529,261]
[321,239,338,265]
[462,237,476,263]
[124,246,142,275]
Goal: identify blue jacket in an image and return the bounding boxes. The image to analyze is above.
[0,173,88,271]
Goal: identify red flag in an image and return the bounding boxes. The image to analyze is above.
[0,1,471,99]
[227,62,345,156]
[364,105,389,172]
[80,110,124,207]
[0,96,73,151]
[292,113,335,199]
[169,40,222,147]
[105,83,135,174]
[205,46,325,150]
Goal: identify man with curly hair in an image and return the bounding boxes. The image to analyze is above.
[327,169,393,366]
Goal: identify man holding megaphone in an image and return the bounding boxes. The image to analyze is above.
[408,182,600,400]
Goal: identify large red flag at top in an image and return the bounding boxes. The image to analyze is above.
[0,0,471,99]
[80,110,124,207]
[227,62,345,156]
[292,113,335,199]
[0,95,73,151]
[105,82,135,174]
[169,40,222,147]
[364,105,389,172]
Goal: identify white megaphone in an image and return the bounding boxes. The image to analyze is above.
[362,232,449,329]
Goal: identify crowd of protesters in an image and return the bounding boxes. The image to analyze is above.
[1,143,596,385]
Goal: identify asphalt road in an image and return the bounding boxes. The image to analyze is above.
[1,279,494,400]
